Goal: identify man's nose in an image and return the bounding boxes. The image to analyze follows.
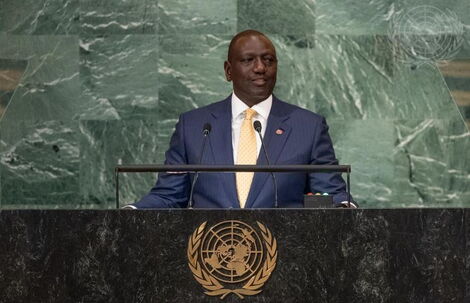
[253,57,266,73]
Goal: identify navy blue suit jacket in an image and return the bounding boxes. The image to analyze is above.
[133,95,351,208]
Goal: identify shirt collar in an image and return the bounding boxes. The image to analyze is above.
[231,92,272,120]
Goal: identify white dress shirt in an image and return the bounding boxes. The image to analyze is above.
[231,92,272,163]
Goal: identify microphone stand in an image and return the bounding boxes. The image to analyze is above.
[188,124,211,208]
[254,121,279,208]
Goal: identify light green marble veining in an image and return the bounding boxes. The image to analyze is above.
[0,0,79,35]
[237,0,315,35]
[80,35,159,120]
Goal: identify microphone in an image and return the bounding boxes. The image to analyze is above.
[253,120,279,208]
[188,123,211,208]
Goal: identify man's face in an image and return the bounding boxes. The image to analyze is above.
[224,35,277,107]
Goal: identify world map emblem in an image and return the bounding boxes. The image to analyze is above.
[187,220,277,299]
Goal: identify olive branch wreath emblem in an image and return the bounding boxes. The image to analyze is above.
[187,221,277,299]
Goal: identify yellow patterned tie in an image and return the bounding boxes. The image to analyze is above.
[236,108,258,208]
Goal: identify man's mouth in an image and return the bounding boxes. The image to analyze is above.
[252,78,266,86]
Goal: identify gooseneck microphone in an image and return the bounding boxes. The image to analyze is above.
[253,120,279,208]
[188,123,211,208]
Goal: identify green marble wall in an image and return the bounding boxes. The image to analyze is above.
[0,0,469,208]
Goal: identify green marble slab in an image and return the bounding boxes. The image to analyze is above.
[78,118,175,207]
[316,0,470,35]
[328,119,395,207]
[0,35,79,144]
[315,0,392,34]
[158,34,232,117]
[393,119,470,207]
[0,35,81,207]
[0,0,79,34]
[159,0,236,34]
[0,59,27,121]
[80,0,158,34]
[0,120,80,207]
[79,35,159,120]
[237,0,315,35]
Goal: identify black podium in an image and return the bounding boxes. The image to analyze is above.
[0,209,468,302]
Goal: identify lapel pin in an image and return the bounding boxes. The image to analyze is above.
[276,129,284,135]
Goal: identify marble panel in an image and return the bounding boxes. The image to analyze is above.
[397,0,470,25]
[328,119,395,207]
[0,35,80,139]
[79,34,159,120]
[295,35,396,118]
[316,0,393,35]
[392,64,462,120]
[0,0,79,34]
[158,0,236,34]
[0,59,27,121]
[237,0,315,35]
[158,34,232,118]
[78,118,175,207]
[0,120,80,207]
[0,35,81,207]
[80,0,158,35]
[393,119,470,207]
[316,0,470,35]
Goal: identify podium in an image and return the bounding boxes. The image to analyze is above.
[0,209,468,302]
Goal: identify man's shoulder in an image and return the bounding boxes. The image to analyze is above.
[274,96,324,123]
[180,97,230,119]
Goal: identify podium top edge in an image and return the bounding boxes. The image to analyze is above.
[115,164,351,173]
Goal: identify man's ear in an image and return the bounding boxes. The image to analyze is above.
[224,61,232,81]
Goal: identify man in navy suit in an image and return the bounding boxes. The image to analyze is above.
[127,30,356,209]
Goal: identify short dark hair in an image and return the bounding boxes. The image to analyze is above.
[227,30,273,61]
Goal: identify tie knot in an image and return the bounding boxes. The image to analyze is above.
[244,108,257,120]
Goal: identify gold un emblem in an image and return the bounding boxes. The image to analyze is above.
[187,220,277,299]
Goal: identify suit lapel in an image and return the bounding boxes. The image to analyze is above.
[208,96,239,207]
[245,97,291,208]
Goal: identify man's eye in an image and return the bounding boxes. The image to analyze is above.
[241,58,253,63]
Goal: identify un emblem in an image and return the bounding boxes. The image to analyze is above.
[187,220,277,299]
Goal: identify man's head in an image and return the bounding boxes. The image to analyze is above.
[224,30,277,107]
